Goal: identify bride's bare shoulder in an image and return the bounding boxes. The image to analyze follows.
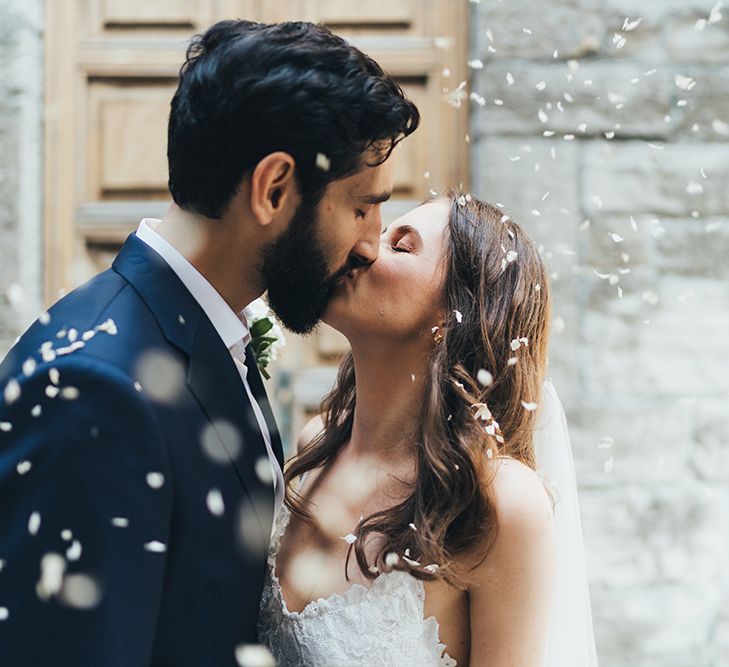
[463,457,556,661]
[296,414,326,452]
[459,457,554,573]
[489,457,554,528]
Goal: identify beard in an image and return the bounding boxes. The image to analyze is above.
[261,198,350,335]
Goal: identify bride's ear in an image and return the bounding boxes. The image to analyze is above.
[249,152,298,226]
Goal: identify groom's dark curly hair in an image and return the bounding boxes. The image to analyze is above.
[167,20,420,219]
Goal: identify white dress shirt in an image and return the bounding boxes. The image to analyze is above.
[136,218,284,513]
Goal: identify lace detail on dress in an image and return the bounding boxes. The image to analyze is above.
[258,505,457,666]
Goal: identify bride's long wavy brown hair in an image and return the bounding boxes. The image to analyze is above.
[284,190,551,586]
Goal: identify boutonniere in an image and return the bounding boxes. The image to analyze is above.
[244,299,286,380]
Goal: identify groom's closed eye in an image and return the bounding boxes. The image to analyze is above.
[359,191,392,206]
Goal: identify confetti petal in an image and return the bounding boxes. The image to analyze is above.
[3,378,21,405]
[477,369,493,386]
[315,153,331,172]
[235,644,276,667]
[206,488,225,517]
[146,472,165,489]
[28,511,41,535]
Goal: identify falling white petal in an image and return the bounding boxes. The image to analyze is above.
[4,379,21,405]
[207,488,225,517]
[36,553,65,599]
[235,644,276,667]
[477,369,493,386]
[146,472,165,489]
[66,540,82,561]
[315,153,331,172]
[28,511,41,535]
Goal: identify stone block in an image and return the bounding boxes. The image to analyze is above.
[675,66,729,139]
[582,141,729,217]
[580,483,729,590]
[471,136,581,246]
[582,276,729,396]
[601,0,724,21]
[472,61,673,138]
[584,214,656,272]
[592,581,726,667]
[690,398,729,481]
[567,398,693,486]
[598,0,726,61]
[470,0,604,61]
[655,217,729,279]
[666,14,729,64]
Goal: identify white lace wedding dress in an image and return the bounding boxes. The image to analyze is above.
[257,381,598,667]
[257,503,457,666]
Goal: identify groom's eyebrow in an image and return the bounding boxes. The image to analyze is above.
[359,191,392,205]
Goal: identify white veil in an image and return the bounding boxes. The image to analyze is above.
[534,379,599,667]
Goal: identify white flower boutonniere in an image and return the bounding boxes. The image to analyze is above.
[244,299,286,380]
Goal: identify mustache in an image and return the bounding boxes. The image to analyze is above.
[329,256,372,284]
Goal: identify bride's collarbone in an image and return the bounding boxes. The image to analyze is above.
[276,514,470,664]
[276,471,403,611]
[275,483,470,664]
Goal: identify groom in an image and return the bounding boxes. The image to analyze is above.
[0,20,418,666]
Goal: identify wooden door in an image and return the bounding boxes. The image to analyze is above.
[44,0,469,449]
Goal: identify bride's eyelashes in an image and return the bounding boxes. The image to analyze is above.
[355,209,366,219]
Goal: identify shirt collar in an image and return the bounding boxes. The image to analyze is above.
[136,218,250,349]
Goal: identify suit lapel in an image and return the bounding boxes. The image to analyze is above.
[112,233,274,542]
[243,346,285,469]
[186,318,274,540]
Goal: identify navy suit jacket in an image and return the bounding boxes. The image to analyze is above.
[0,234,284,666]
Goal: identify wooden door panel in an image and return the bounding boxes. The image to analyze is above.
[392,80,427,196]
[101,0,201,27]
[82,0,217,37]
[301,0,420,32]
[88,81,176,197]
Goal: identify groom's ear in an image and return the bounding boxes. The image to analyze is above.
[249,152,297,226]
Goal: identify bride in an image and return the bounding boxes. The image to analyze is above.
[258,192,598,666]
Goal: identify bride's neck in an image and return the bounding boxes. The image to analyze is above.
[346,339,431,463]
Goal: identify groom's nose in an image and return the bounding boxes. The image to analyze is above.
[351,207,382,265]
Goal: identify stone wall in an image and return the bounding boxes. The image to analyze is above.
[469,1,729,665]
[0,0,43,352]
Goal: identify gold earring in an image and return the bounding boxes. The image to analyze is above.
[431,326,444,345]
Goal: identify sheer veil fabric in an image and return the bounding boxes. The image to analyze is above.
[534,380,599,666]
